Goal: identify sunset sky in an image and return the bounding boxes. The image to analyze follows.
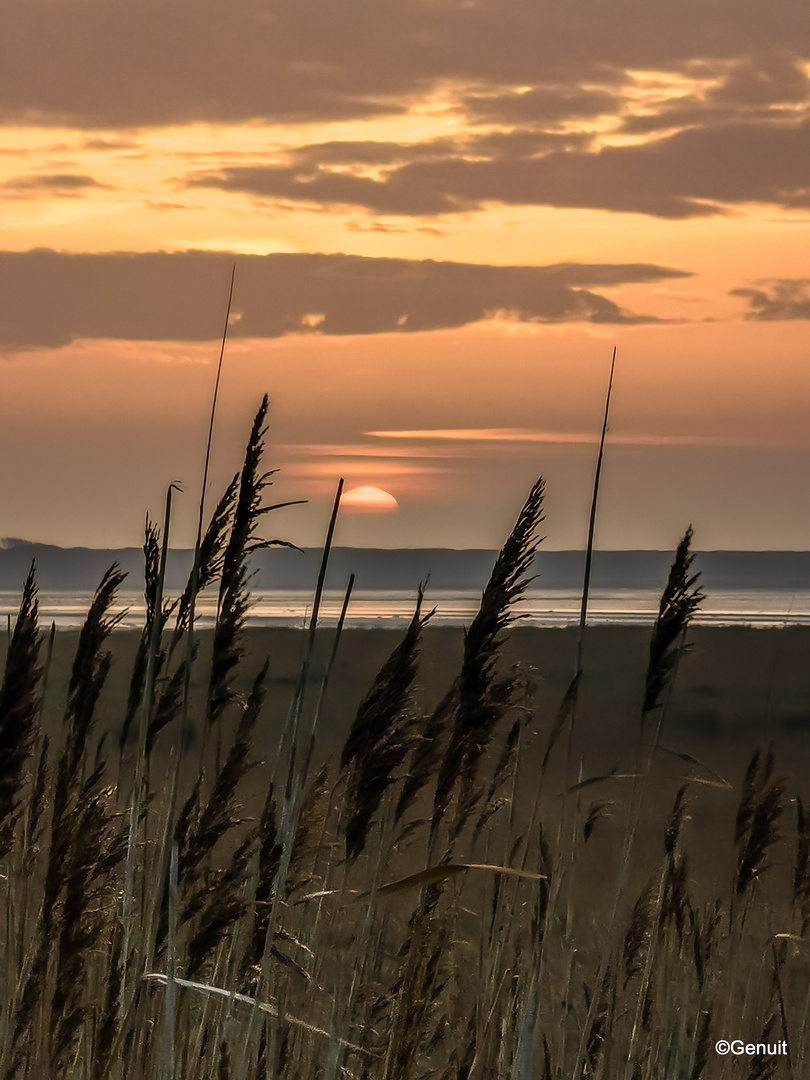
[1,0,809,551]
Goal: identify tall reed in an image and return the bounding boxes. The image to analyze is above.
[0,562,42,859]
[1,385,806,1080]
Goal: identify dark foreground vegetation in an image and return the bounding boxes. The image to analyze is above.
[1,397,809,1080]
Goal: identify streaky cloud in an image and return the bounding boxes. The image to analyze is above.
[2,172,112,197]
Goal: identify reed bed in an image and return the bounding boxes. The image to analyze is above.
[0,396,807,1080]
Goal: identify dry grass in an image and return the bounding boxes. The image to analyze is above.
[0,396,807,1080]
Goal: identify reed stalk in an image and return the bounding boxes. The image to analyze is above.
[180,264,236,761]
[123,485,178,960]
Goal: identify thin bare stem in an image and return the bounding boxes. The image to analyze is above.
[180,264,236,754]
[124,483,178,933]
[282,477,345,799]
[576,345,616,676]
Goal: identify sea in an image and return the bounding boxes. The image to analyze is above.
[4,544,810,630]
[2,586,810,630]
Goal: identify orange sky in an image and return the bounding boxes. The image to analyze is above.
[1,2,809,550]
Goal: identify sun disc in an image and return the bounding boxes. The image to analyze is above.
[340,485,399,512]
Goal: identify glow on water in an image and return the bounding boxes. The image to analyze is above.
[2,588,810,630]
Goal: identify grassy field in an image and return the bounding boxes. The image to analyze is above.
[1,395,808,1080]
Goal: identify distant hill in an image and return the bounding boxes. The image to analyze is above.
[2,540,810,594]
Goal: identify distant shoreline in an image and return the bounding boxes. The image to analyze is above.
[3,541,810,594]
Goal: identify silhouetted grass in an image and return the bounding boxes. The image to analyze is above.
[0,396,808,1080]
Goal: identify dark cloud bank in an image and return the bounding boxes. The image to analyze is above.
[1,0,808,129]
[2,2,808,222]
[0,250,691,348]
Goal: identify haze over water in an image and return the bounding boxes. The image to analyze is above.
[5,585,809,631]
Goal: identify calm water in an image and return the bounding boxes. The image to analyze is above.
[2,588,810,630]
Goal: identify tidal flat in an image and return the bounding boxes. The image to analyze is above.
[29,623,810,765]
[27,623,810,887]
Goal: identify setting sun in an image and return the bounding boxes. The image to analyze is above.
[340,485,399,512]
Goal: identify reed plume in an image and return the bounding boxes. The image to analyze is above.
[583,965,613,1078]
[432,477,545,843]
[793,795,810,935]
[92,922,124,1080]
[734,746,784,903]
[661,785,693,944]
[171,474,239,653]
[120,519,162,754]
[395,686,455,837]
[240,783,283,993]
[0,562,42,859]
[691,1008,713,1080]
[62,564,128,782]
[341,585,433,860]
[186,835,255,980]
[49,771,127,1073]
[643,526,704,718]
[624,874,661,986]
[3,568,126,1078]
[286,761,329,895]
[692,901,721,993]
[35,569,127,1074]
[583,799,614,843]
[41,564,127,935]
[207,395,301,738]
[473,714,521,842]
[386,883,449,1080]
[23,733,49,870]
[745,1015,779,1080]
[177,662,267,930]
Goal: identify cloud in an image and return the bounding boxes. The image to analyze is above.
[618,53,810,134]
[1,1,808,130]
[731,279,810,319]
[710,52,810,106]
[2,173,111,198]
[460,84,623,126]
[365,428,730,446]
[285,462,437,478]
[189,163,470,217]
[80,136,141,152]
[0,249,690,348]
[277,443,471,459]
[2,4,807,224]
[146,199,196,212]
[188,114,810,219]
[284,139,460,168]
[618,103,788,135]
